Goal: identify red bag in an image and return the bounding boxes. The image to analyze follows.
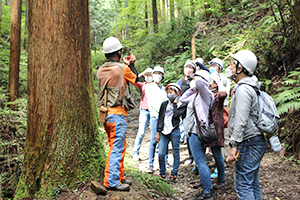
[223,107,229,128]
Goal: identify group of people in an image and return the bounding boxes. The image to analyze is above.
[97,36,267,200]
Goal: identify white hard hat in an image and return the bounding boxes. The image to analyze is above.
[208,58,224,71]
[153,66,164,75]
[184,60,197,72]
[193,70,211,83]
[195,58,204,65]
[102,37,123,54]
[230,50,257,74]
[144,68,153,74]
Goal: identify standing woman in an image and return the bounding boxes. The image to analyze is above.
[131,68,154,161]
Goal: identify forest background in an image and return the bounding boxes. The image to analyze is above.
[0,0,300,199]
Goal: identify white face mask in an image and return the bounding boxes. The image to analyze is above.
[225,68,234,79]
[189,80,196,89]
[145,76,153,83]
[153,74,162,83]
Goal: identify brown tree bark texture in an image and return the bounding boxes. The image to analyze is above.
[8,0,22,110]
[20,0,104,196]
[152,0,158,33]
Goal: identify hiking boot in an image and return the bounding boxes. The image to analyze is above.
[159,173,167,179]
[146,165,154,173]
[189,180,202,188]
[121,179,132,186]
[213,181,227,190]
[194,192,214,200]
[132,153,139,161]
[167,174,177,182]
[184,157,194,165]
[106,183,130,191]
[210,168,218,179]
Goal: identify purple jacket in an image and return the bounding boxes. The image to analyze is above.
[180,77,214,127]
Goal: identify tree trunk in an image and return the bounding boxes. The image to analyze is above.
[24,0,29,49]
[145,3,148,29]
[114,0,118,36]
[170,0,174,19]
[0,0,2,23]
[192,34,196,60]
[14,0,105,198]
[8,0,22,110]
[160,0,163,17]
[152,0,158,33]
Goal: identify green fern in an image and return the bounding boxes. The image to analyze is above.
[277,100,300,115]
[275,69,300,115]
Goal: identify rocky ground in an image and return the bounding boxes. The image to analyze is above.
[71,108,300,200]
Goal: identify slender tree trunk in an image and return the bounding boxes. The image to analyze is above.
[192,34,196,60]
[170,0,174,19]
[145,3,148,29]
[14,0,105,198]
[160,0,163,17]
[0,0,2,23]
[114,0,118,36]
[8,0,22,110]
[24,0,29,49]
[152,0,158,33]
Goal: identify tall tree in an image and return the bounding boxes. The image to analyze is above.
[152,0,158,33]
[0,0,2,23]
[8,0,22,110]
[160,0,164,17]
[14,0,105,198]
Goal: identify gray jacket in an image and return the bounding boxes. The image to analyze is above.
[228,75,262,147]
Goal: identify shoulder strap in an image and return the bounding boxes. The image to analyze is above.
[193,94,214,125]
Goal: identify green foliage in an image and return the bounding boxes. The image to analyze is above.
[130,172,177,198]
[275,68,300,115]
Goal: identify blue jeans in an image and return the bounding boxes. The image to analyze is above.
[158,127,180,176]
[235,135,267,200]
[148,117,158,166]
[189,133,212,194]
[179,118,186,142]
[133,109,150,155]
[211,146,225,182]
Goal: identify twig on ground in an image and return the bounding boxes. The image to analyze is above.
[70,184,89,200]
[144,180,167,200]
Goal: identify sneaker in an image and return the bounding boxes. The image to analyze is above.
[132,153,139,161]
[213,181,227,190]
[106,183,130,191]
[121,179,132,186]
[194,192,214,200]
[184,157,194,165]
[189,180,202,189]
[166,163,173,170]
[167,174,177,182]
[210,168,218,179]
[159,173,167,179]
[192,166,199,175]
[146,165,154,173]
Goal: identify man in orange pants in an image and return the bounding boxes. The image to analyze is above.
[97,37,138,191]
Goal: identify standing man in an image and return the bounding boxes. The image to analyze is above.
[97,37,138,191]
[226,50,267,200]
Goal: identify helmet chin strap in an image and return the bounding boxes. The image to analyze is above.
[232,61,240,81]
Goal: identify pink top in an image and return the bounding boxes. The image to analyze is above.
[133,82,149,110]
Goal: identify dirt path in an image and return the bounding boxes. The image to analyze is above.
[124,109,300,200]
[76,108,300,200]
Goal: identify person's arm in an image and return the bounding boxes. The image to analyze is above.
[123,55,138,83]
[133,82,144,92]
[195,77,213,105]
[180,88,196,104]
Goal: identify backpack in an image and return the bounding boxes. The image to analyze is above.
[238,83,280,135]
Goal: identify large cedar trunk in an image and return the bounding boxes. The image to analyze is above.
[152,0,158,33]
[8,0,22,110]
[14,0,105,198]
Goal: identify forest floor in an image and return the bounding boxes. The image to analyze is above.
[72,109,300,200]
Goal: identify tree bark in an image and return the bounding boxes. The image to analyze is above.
[152,0,158,33]
[192,34,196,60]
[0,0,2,23]
[160,0,163,17]
[8,0,22,110]
[14,0,105,198]
[145,3,148,29]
